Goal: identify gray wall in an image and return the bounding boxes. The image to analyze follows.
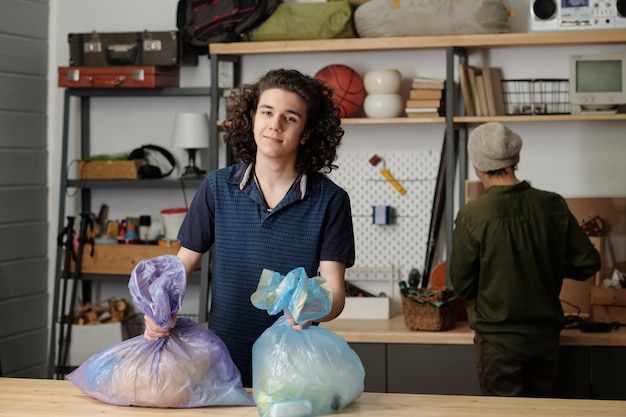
[0,0,49,377]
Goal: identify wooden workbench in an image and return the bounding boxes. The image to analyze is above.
[321,315,626,346]
[1,378,624,416]
[321,316,626,398]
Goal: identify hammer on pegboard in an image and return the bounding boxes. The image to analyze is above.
[368,154,406,195]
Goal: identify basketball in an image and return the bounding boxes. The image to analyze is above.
[314,64,366,118]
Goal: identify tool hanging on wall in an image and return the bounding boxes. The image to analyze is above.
[368,154,406,195]
[420,129,457,289]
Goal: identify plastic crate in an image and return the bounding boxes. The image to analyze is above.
[502,79,570,115]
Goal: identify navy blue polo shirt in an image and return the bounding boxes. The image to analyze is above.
[177,162,355,387]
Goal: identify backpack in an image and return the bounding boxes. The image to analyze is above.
[177,0,282,55]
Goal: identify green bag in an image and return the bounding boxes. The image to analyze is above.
[243,1,356,41]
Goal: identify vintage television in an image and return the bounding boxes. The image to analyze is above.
[569,53,626,114]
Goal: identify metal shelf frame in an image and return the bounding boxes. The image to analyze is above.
[48,87,213,379]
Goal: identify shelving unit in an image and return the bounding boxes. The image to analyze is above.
[209,30,626,284]
[49,87,215,378]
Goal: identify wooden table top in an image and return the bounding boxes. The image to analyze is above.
[1,378,624,416]
[321,315,626,346]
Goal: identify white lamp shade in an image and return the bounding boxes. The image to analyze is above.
[171,112,210,149]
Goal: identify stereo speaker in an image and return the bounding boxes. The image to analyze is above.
[615,0,626,28]
[529,0,558,31]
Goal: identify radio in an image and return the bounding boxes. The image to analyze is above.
[530,0,626,32]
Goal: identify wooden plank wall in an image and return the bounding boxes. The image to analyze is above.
[0,0,49,377]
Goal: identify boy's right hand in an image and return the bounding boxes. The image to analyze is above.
[143,314,177,341]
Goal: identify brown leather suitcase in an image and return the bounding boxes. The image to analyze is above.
[68,31,180,67]
[58,65,180,88]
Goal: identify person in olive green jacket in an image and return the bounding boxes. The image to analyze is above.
[449,122,601,397]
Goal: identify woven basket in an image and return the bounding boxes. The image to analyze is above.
[400,287,457,331]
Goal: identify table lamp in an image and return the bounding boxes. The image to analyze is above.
[171,112,210,178]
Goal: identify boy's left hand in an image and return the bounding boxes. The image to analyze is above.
[284,311,311,330]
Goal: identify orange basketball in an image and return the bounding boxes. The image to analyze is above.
[314,64,365,118]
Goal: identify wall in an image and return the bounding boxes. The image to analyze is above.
[0,0,49,377]
[48,1,626,322]
[48,0,209,318]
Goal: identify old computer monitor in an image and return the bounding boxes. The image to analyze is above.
[569,53,626,114]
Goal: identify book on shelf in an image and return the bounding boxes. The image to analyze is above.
[481,67,497,116]
[408,89,443,100]
[405,106,443,118]
[405,107,440,113]
[458,63,476,117]
[406,111,440,118]
[458,65,507,117]
[466,65,483,116]
[487,67,507,116]
[411,76,445,90]
[475,74,489,117]
[405,99,442,108]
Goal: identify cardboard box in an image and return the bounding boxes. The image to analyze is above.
[590,287,626,324]
[465,180,486,203]
[58,321,123,366]
[337,297,391,319]
[560,236,604,316]
[565,198,626,284]
[69,244,178,275]
[76,160,140,179]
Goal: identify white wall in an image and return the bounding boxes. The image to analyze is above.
[47,0,626,315]
[48,0,209,314]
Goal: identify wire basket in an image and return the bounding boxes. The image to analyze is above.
[502,79,570,115]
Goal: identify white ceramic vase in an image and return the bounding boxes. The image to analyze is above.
[363,93,404,118]
[363,69,402,94]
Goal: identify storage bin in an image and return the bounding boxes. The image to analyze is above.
[76,160,140,179]
[399,283,457,331]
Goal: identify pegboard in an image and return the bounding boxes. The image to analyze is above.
[328,151,441,311]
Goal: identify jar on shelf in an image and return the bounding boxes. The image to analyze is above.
[139,215,152,241]
[363,93,404,118]
[363,69,402,94]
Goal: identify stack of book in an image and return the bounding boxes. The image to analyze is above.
[458,64,506,117]
[405,77,445,118]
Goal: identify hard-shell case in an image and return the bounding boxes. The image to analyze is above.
[68,31,180,67]
[58,66,180,88]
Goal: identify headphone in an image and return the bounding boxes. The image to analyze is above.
[129,144,176,179]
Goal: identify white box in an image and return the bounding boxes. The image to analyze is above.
[337,297,391,319]
[57,321,123,366]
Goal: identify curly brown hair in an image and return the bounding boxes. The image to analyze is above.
[223,68,344,174]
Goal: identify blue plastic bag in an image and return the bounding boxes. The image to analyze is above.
[67,255,254,408]
[251,267,365,417]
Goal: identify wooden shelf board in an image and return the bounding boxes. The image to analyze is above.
[342,116,445,124]
[221,114,626,125]
[210,30,626,55]
[455,113,626,123]
[219,117,445,125]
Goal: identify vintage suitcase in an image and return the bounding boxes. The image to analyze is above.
[68,30,180,67]
[58,66,180,88]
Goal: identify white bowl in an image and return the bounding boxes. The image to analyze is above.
[363,93,404,118]
[363,69,402,94]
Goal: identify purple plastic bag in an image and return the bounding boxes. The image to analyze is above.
[67,255,254,408]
